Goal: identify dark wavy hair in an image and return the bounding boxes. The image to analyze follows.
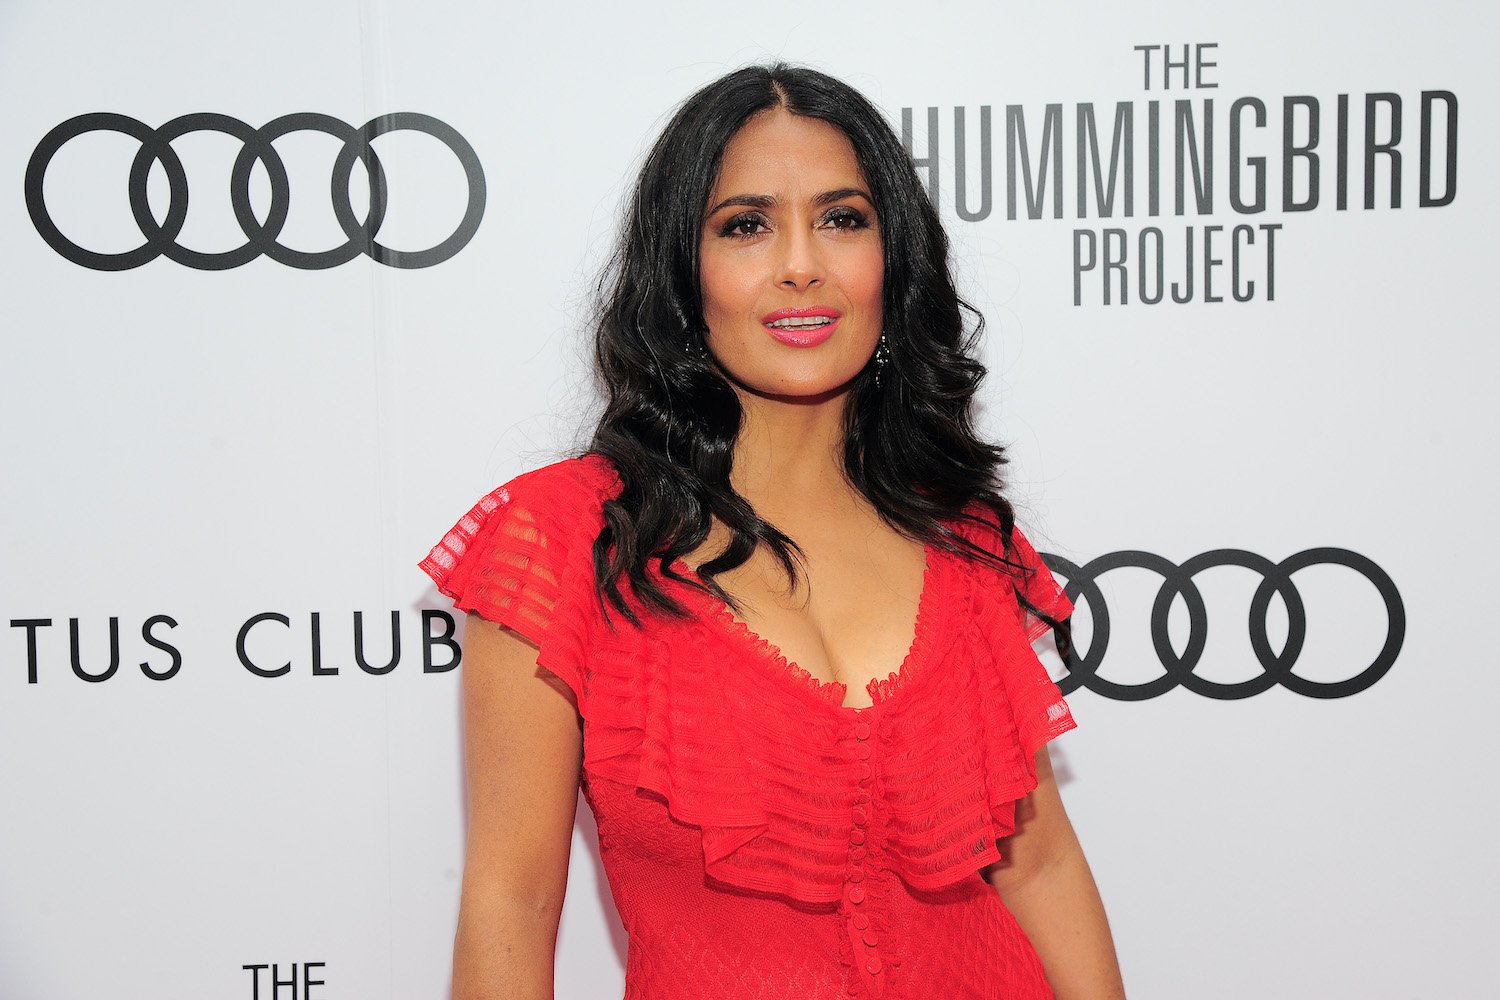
[584,60,1071,657]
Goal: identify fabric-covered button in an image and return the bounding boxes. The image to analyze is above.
[850,828,866,845]
[858,761,872,779]
[854,721,871,739]
[849,885,866,904]
[855,789,871,804]
[853,912,870,929]
[852,806,868,825]
[855,743,872,760]
[850,845,866,861]
[862,930,879,947]
[867,957,883,975]
[847,868,863,882]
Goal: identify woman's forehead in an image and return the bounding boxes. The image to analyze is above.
[710,109,869,202]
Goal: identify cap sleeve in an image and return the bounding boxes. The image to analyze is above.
[1006,524,1075,643]
[954,512,1078,762]
[991,525,1077,763]
[417,459,610,706]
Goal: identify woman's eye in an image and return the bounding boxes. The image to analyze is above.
[721,213,768,238]
[824,208,869,230]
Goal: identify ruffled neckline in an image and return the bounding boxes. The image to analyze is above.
[670,543,947,714]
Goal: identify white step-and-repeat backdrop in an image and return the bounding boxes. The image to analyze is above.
[2,2,1493,998]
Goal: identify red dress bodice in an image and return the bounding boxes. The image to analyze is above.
[419,455,1078,1000]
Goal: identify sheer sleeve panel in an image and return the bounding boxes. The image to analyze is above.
[418,460,614,708]
[1005,525,1075,644]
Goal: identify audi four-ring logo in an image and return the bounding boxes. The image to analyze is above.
[1040,547,1404,700]
[24,112,486,270]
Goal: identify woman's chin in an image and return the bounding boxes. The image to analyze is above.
[721,367,863,407]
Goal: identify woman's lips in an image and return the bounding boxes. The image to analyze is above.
[768,320,840,352]
[762,307,846,346]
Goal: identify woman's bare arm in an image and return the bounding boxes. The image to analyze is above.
[451,611,584,1000]
[983,746,1127,1000]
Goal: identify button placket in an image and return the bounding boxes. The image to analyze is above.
[845,709,884,997]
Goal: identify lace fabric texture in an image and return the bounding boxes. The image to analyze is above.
[419,455,1078,1000]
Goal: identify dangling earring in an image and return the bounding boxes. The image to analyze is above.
[685,324,708,357]
[873,331,891,387]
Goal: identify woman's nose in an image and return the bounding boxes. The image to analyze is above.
[775,225,823,290]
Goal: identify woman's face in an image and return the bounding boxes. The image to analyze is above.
[699,108,884,402]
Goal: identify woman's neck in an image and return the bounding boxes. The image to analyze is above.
[730,386,855,515]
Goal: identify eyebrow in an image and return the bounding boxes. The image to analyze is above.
[705,187,874,217]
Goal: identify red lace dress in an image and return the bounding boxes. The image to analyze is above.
[419,454,1078,1000]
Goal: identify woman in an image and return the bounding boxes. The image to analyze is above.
[420,62,1126,1000]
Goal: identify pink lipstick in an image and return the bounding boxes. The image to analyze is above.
[761,306,842,347]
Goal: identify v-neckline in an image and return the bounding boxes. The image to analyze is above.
[671,542,942,714]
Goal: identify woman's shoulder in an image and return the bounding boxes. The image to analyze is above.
[946,499,1074,636]
[486,452,623,525]
[946,500,1024,568]
[420,453,620,583]
[418,454,621,626]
